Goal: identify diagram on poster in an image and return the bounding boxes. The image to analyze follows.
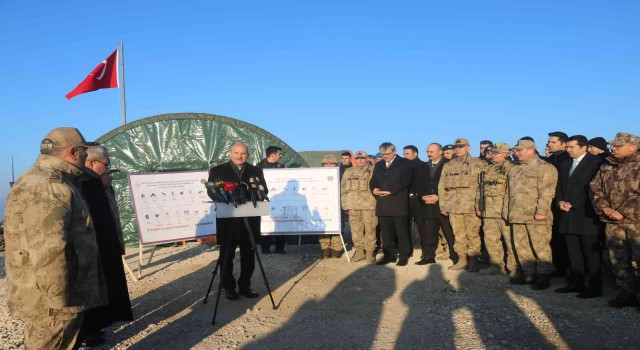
[129,171,216,244]
[261,167,341,235]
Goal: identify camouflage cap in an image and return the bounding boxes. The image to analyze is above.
[442,144,454,152]
[453,137,470,147]
[511,139,536,151]
[608,132,640,147]
[40,127,98,151]
[489,142,510,153]
[321,154,339,165]
[355,150,368,158]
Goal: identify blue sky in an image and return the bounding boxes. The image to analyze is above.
[1,1,639,217]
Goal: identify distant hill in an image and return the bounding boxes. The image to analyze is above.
[297,151,342,167]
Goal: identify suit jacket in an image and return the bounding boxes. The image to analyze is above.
[408,158,428,219]
[208,161,268,238]
[369,156,412,216]
[419,158,449,219]
[556,152,603,235]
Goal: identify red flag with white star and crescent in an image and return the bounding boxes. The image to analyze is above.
[65,49,119,100]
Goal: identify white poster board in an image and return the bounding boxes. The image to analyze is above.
[261,167,341,235]
[129,171,216,244]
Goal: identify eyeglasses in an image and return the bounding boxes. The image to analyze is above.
[95,159,111,169]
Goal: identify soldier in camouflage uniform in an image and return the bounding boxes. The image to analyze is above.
[439,137,488,272]
[477,143,519,276]
[590,132,640,310]
[503,139,558,290]
[319,154,344,258]
[341,150,378,262]
[4,127,106,349]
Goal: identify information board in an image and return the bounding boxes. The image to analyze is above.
[261,167,341,235]
[129,171,216,244]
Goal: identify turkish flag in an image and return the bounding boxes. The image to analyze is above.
[65,49,119,100]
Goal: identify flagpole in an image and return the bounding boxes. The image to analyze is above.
[11,157,15,182]
[119,40,127,125]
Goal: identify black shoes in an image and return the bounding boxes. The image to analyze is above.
[415,258,436,265]
[510,273,536,285]
[554,283,585,294]
[239,288,260,298]
[376,257,397,266]
[396,258,408,266]
[467,255,480,272]
[225,288,240,300]
[607,293,639,308]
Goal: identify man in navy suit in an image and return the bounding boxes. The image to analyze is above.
[370,142,413,266]
[208,143,268,300]
[554,135,604,298]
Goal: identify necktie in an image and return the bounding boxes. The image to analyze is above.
[569,160,577,176]
[386,162,390,168]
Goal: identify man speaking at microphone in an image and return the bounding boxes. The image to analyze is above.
[208,143,268,300]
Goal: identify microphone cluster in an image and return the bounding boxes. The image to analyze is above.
[205,177,269,208]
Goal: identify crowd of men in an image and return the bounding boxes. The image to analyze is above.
[3,126,639,349]
[325,131,639,312]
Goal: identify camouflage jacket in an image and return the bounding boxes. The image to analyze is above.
[590,153,640,223]
[477,161,513,218]
[438,154,488,213]
[503,155,558,224]
[4,155,107,318]
[341,163,376,210]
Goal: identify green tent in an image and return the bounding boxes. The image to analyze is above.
[96,112,308,245]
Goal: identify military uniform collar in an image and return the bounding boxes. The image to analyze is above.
[36,154,85,176]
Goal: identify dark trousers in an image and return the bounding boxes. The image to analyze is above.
[415,218,436,259]
[260,235,285,251]
[379,216,410,259]
[219,219,258,291]
[552,209,570,275]
[565,234,602,283]
[424,217,457,261]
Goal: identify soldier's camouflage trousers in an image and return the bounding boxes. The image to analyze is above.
[319,234,343,251]
[606,223,640,295]
[349,209,378,254]
[512,224,552,275]
[25,311,84,350]
[449,213,482,257]
[483,218,519,272]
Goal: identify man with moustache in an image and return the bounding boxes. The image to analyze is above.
[439,138,488,272]
[370,142,413,266]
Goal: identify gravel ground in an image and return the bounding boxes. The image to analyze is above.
[1,242,639,349]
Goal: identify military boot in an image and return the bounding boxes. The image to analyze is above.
[322,249,331,259]
[531,274,551,290]
[481,264,506,275]
[448,255,468,271]
[467,255,480,272]
[351,249,365,262]
[331,249,343,258]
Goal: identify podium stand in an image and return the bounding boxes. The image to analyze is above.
[203,202,276,325]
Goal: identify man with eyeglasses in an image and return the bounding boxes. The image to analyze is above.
[76,146,133,346]
[590,132,640,310]
[4,127,106,349]
[438,138,488,272]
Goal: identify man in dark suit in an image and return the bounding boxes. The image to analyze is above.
[547,131,572,277]
[208,143,267,300]
[554,135,604,298]
[419,143,458,265]
[370,142,413,266]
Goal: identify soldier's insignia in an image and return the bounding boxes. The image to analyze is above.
[327,176,334,181]
[48,171,61,181]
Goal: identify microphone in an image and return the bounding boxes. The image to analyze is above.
[214,180,230,204]
[204,181,222,202]
[253,176,270,202]
[247,178,258,207]
[235,181,249,206]
[223,181,238,207]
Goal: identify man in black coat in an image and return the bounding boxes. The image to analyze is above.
[208,143,267,300]
[554,135,604,298]
[419,143,458,265]
[370,142,413,266]
[547,131,572,277]
[78,146,133,346]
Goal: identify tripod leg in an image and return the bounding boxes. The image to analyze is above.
[212,235,235,325]
[203,257,221,304]
[243,218,277,309]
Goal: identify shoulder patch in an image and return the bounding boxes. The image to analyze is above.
[48,171,62,182]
